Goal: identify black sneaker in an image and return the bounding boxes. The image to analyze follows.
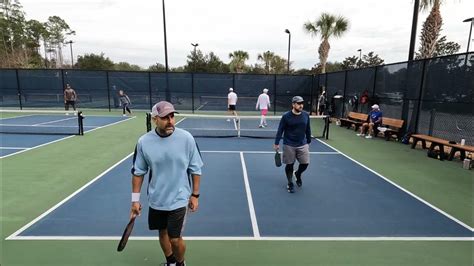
[287,182,294,193]
[295,171,302,187]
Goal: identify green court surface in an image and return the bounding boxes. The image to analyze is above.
[1,110,472,266]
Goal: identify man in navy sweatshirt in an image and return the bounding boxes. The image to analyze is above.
[274,96,312,193]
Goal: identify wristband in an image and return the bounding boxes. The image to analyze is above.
[131,193,140,202]
[191,193,200,198]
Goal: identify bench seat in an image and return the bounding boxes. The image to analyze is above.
[410,134,474,161]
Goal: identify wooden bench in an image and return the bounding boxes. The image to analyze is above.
[377,117,404,141]
[410,134,474,161]
[339,112,368,131]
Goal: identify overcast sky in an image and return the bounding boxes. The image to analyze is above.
[20,0,474,69]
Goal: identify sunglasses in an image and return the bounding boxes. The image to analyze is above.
[294,102,304,105]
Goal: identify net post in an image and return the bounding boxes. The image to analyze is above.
[146,113,152,132]
[325,115,330,139]
[236,116,241,138]
[77,111,84,135]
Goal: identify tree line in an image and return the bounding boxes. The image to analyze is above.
[1,0,460,74]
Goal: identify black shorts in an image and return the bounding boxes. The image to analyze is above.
[148,206,187,238]
[228,105,236,111]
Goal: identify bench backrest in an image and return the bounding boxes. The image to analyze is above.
[348,112,368,121]
[382,117,404,129]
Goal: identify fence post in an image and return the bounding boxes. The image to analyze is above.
[148,72,152,110]
[106,71,111,112]
[412,59,427,134]
[191,73,195,113]
[273,74,277,115]
[371,66,378,98]
[310,74,314,114]
[428,108,436,136]
[342,70,348,117]
[15,69,23,110]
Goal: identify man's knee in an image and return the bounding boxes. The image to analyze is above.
[169,237,183,247]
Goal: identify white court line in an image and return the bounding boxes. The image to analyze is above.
[9,236,473,241]
[0,123,78,128]
[5,142,472,241]
[0,116,135,159]
[316,138,474,232]
[201,151,338,154]
[82,116,135,133]
[33,117,77,126]
[0,147,29,150]
[5,153,134,240]
[240,152,260,238]
[0,135,76,159]
[0,114,36,120]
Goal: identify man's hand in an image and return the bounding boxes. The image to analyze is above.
[130,202,142,219]
[188,196,199,212]
[273,144,279,151]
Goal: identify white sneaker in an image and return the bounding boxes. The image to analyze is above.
[365,135,373,139]
[122,114,127,117]
[258,125,264,128]
[65,113,69,115]
[356,133,364,137]
[226,119,230,122]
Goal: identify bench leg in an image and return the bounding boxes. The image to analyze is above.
[438,144,445,160]
[411,138,418,149]
[448,148,456,161]
[421,140,426,149]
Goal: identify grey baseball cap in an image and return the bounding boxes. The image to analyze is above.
[292,96,304,103]
[151,101,178,117]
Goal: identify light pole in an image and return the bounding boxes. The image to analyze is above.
[463,17,473,54]
[357,48,362,67]
[285,29,291,73]
[162,0,170,101]
[463,17,474,66]
[191,43,199,72]
[408,0,420,61]
[65,40,74,68]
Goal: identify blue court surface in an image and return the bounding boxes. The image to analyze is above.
[7,138,472,240]
[0,114,132,158]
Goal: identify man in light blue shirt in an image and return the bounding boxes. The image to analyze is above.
[130,101,203,266]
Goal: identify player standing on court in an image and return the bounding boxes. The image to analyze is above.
[130,101,203,266]
[274,96,312,193]
[63,83,77,115]
[256,88,271,128]
[227,87,238,121]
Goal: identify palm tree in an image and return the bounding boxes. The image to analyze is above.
[257,51,275,74]
[229,50,249,73]
[419,0,443,59]
[303,13,349,73]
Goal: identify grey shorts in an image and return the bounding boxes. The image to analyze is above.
[282,144,310,164]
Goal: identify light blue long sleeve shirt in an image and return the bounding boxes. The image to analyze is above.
[132,128,203,211]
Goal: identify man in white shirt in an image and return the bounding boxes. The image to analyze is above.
[227,87,238,120]
[256,88,271,128]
